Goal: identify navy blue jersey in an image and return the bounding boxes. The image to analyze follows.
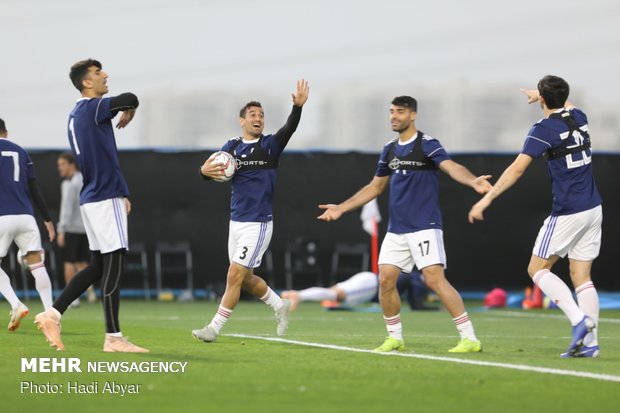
[375,134,450,233]
[0,138,35,216]
[68,97,129,204]
[222,134,286,222]
[521,108,602,216]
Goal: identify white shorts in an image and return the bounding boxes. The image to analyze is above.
[336,271,378,306]
[0,214,42,258]
[80,197,128,254]
[533,205,602,261]
[378,229,446,272]
[228,221,273,268]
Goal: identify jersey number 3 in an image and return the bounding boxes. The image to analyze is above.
[1,151,20,182]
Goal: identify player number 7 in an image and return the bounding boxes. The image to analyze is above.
[1,151,19,182]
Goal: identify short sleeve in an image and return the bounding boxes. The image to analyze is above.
[375,143,391,177]
[94,97,113,125]
[521,124,551,159]
[262,134,284,158]
[425,139,451,165]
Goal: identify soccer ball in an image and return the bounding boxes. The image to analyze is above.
[208,151,237,182]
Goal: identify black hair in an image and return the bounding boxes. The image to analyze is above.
[58,151,77,166]
[391,96,418,112]
[239,101,263,118]
[0,118,6,134]
[69,59,102,91]
[537,75,570,109]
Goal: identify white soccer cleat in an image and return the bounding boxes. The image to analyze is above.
[8,303,29,332]
[275,299,291,336]
[103,336,149,353]
[192,325,218,343]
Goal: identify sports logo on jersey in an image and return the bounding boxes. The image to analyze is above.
[388,157,428,170]
[235,159,271,169]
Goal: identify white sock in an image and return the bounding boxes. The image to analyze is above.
[208,305,233,334]
[50,307,62,320]
[384,314,403,341]
[260,287,283,311]
[0,267,22,310]
[453,312,478,341]
[106,332,123,338]
[298,287,338,302]
[576,281,599,347]
[29,263,53,310]
[534,270,584,325]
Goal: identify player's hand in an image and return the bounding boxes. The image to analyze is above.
[200,157,226,180]
[317,204,343,221]
[292,79,310,107]
[57,232,65,248]
[116,109,136,129]
[520,88,539,104]
[468,198,491,224]
[473,175,493,194]
[125,198,132,215]
[44,221,56,242]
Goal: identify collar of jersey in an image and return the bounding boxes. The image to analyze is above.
[397,134,417,146]
[242,136,262,144]
[76,97,92,102]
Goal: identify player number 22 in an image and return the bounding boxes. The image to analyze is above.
[418,240,430,256]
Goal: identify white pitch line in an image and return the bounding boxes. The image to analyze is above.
[226,334,620,383]
[487,311,620,324]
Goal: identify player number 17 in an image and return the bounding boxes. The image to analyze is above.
[418,240,430,256]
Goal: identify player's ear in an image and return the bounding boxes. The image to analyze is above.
[410,111,417,122]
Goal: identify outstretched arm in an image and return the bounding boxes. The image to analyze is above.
[468,153,533,223]
[439,160,492,194]
[318,175,388,222]
[274,79,310,148]
[520,88,575,109]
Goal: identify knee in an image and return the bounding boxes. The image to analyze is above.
[227,265,249,286]
[421,266,445,291]
[378,273,397,292]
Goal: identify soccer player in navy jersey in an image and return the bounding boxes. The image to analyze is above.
[469,75,601,358]
[34,59,148,352]
[0,118,55,331]
[318,96,492,353]
[192,80,309,343]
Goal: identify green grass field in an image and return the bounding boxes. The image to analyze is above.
[2,300,619,413]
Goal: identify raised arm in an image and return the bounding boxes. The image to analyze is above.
[274,79,309,148]
[520,88,575,110]
[110,93,139,129]
[468,153,533,223]
[318,175,389,222]
[439,159,492,194]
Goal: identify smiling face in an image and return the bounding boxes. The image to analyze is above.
[389,104,416,133]
[239,106,265,139]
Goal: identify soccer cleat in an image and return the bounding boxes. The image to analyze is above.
[103,336,150,353]
[374,337,405,352]
[34,310,64,351]
[275,299,291,336]
[192,325,218,343]
[8,303,29,332]
[280,291,300,311]
[86,286,97,303]
[565,316,595,356]
[448,338,482,353]
[561,345,600,358]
